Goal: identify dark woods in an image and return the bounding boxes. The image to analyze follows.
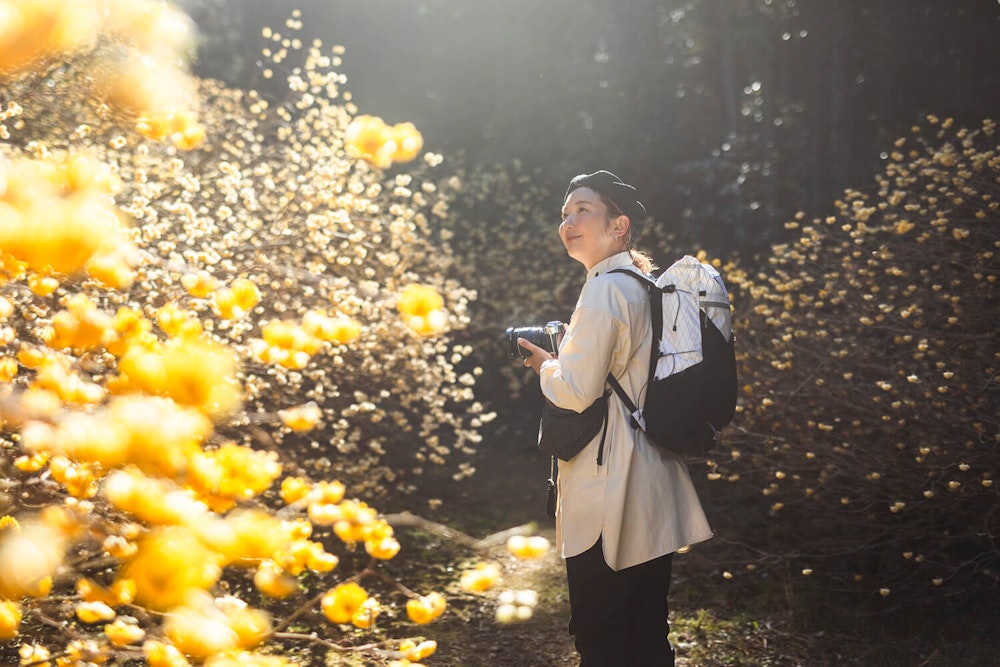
[184,0,1000,254]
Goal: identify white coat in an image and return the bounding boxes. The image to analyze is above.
[539,251,713,570]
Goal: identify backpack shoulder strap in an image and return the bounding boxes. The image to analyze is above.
[606,268,662,434]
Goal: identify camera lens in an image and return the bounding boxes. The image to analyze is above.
[504,325,546,359]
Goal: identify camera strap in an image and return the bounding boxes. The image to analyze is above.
[595,388,611,465]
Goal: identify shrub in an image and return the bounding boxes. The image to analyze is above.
[714,116,998,610]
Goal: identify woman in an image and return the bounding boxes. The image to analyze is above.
[518,170,713,666]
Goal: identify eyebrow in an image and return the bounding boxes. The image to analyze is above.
[561,198,595,214]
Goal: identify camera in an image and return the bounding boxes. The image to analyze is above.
[504,321,566,360]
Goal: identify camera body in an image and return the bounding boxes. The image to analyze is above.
[505,321,566,359]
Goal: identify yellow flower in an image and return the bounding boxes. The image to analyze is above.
[85,247,135,289]
[75,600,116,624]
[77,576,135,607]
[0,599,21,640]
[405,592,446,625]
[351,597,381,629]
[459,562,501,593]
[143,640,191,667]
[156,303,203,338]
[397,284,447,336]
[47,294,113,351]
[104,617,146,647]
[163,596,239,660]
[321,582,368,625]
[344,115,393,168]
[186,443,283,512]
[332,499,377,543]
[117,337,241,417]
[279,476,311,505]
[389,122,424,163]
[505,535,551,560]
[180,270,219,298]
[121,527,222,611]
[400,639,437,661]
[0,0,100,76]
[0,520,65,599]
[278,401,323,432]
[302,310,361,345]
[365,533,401,561]
[0,356,16,382]
[0,153,127,276]
[253,561,298,599]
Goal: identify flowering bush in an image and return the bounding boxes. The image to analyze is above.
[707,117,998,608]
[0,3,495,665]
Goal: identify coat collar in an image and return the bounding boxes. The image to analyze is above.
[586,251,634,282]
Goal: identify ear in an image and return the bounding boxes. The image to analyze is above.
[613,214,631,238]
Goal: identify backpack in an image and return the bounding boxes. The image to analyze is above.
[607,255,738,454]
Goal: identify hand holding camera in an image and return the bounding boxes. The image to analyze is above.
[504,321,565,374]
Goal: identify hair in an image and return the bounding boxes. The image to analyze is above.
[593,190,657,274]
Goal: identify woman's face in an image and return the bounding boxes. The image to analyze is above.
[559,187,626,270]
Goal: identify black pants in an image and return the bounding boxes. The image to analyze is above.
[565,537,675,667]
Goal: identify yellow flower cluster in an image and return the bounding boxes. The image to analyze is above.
[102,0,204,150]
[0,519,65,600]
[399,639,437,661]
[106,306,156,356]
[26,353,105,404]
[116,337,241,417]
[405,592,446,625]
[156,303,204,339]
[0,153,133,282]
[119,526,222,611]
[313,497,401,560]
[0,0,99,76]
[494,589,539,624]
[0,5,489,663]
[143,640,191,667]
[505,534,551,560]
[251,310,361,370]
[187,443,283,512]
[212,278,262,320]
[23,396,212,475]
[48,456,100,499]
[77,576,135,608]
[321,582,371,626]
[277,401,323,432]
[163,593,271,660]
[459,562,501,593]
[397,284,448,336]
[181,270,220,299]
[0,599,21,640]
[344,115,424,169]
[135,107,206,151]
[46,294,114,351]
[105,616,146,647]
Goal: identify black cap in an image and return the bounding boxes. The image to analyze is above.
[565,170,647,240]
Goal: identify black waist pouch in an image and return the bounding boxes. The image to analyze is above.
[537,390,609,461]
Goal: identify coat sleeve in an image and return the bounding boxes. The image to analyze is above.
[539,303,623,413]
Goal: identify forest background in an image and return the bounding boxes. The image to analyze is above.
[0,0,997,666]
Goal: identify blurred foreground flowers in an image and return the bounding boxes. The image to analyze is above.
[0,3,497,665]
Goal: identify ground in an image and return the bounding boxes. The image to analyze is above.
[377,433,1000,667]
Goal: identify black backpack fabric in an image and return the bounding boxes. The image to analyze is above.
[607,256,737,454]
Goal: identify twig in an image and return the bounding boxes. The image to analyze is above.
[381,511,538,553]
[269,588,326,634]
[270,631,402,656]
